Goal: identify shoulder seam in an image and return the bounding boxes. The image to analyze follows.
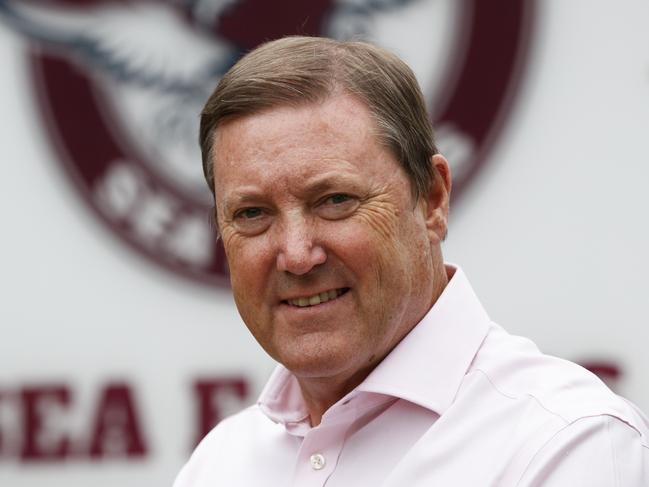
[472,368,571,424]
[515,415,620,487]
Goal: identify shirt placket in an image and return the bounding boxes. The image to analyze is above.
[291,409,355,487]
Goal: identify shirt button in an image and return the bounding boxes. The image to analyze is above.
[310,453,326,470]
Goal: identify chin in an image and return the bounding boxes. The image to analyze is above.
[278,346,359,381]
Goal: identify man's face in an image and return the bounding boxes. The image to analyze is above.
[213,94,448,386]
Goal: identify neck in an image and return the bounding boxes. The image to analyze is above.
[297,366,374,426]
[297,258,450,427]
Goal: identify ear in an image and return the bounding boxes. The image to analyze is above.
[422,154,452,242]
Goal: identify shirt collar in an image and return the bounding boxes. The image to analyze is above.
[258,364,311,425]
[258,264,491,424]
[355,264,490,415]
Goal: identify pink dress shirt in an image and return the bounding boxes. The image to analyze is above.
[174,266,649,486]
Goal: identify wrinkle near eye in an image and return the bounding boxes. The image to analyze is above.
[354,195,401,240]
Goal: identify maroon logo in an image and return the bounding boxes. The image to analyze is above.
[1,0,535,286]
[0,377,250,460]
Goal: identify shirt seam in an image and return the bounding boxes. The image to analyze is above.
[514,414,641,487]
[606,416,620,487]
[471,368,571,424]
[471,368,648,437]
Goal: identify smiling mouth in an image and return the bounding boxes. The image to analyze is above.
[283,288,350,308]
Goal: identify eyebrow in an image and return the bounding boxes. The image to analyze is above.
[303,178,342,196]
[301,172,362,195]
[220,173,362,212]
[221,190,265,215]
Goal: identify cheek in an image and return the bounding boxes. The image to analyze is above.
[333,218,407,313]
[224,236,276,305]
[363,213,431,299]
[229,268,274,351]
[229,268,259,322]
[397,220,434,289]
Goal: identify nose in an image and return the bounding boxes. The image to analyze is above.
[275,213,327,275]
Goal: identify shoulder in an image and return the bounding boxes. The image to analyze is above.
[461,323,649,485]
[470,323,646,427]
[173,404,289,487]
[514,413,649,485]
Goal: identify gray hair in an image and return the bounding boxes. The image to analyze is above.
[200,35,439,201]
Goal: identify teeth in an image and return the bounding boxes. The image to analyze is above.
[288,289,343,307]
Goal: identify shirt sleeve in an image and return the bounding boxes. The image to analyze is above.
[516,415,649,486]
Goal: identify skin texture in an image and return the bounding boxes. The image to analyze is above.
[213,93,451,425]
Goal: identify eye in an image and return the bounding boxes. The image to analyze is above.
[235,207,263,219]
[318,193,359,219]
[328,194,351,205]
[232,207,271,235]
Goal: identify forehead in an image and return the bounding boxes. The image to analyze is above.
[211,94,397,190]
[216,95,377,152]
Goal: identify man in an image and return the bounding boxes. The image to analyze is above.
[174,36,648,486]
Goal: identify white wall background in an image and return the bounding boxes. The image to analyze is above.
[445,0,649,410]
[1,1,648,486]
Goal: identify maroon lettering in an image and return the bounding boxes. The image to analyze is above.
[87,383,147,458]
[193,378,249,446]
[20,385,71,461]
[580,360,622,391]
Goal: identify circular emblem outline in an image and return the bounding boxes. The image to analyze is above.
[25,0,535,287]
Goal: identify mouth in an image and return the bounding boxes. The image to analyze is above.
[282,288,350,308]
